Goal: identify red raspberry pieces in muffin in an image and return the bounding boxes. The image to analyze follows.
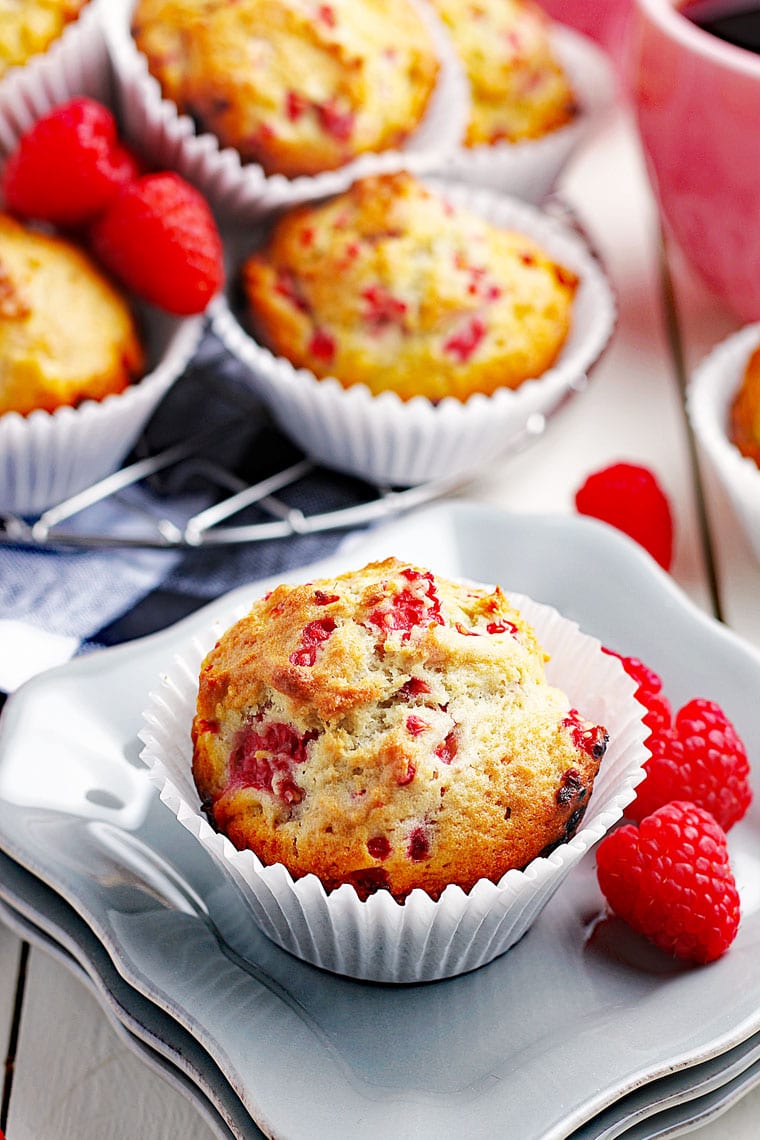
[575,462,674,570]
[596,801,741,963]
[90,172,224,315]
[2,98,139,227]
[366,567,444,641]
[628,698,752,831]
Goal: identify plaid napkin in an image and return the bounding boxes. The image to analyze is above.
[0,330,374,693]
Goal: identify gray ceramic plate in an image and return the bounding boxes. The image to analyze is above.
[2,848,760,1140]
[0,503,759,1140]
[0,884,244,1140]
[0,847,263,1140]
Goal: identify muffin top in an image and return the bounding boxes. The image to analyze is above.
[192,557,608,900]
[242,171,578,402]
[0,0,88,79]
[0,213,144,416]
[131,0,440,177]
[429,0,576,146]
[730,344,760,468]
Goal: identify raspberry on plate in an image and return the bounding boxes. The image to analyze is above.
[575,462,674,570]
[627,697,752,830]
[90,173,225,315]
[596,800,741,964]
[2,98,139,228]
[602,648,672,737]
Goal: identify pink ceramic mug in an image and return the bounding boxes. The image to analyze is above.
[632,0,760,321]
[540,0,632,67]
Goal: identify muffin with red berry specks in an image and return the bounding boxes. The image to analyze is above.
[105,0,468,218]
[0,0,111,158]
[428,0,615,202]
[0,98,216,517]
[140,557,649,981]
[213,171,616,485]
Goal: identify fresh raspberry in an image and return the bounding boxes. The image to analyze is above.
[596,801,741,963]
[89,172,224,315]
[575,462,674,570]
[602,648,672,736]
[628,698,751,830]
[2,98,139,227]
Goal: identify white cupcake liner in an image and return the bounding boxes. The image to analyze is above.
[431,26,617,203]
[211,181,617,486]
[103,0,469,222]
[0,0,112,165]
[0,310,203,517]
[687,323,760,565]
[139,586,648,983]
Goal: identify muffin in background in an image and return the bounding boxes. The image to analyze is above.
[0,211,144,417]
[687,324,760,567]
[130,0,440,178]
[192,557,609,901]
[0,0,89,80]
[241,171,579,403]
[730,343,760,468]
[428,0,576,147]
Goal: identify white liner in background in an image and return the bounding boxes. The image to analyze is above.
[212,181,617,486]
[140,588,649,984]
[103,0,469,221]
[0,0,112,164]
[431,26,617,203]
[687,323,760,565]
[0,312,203,517]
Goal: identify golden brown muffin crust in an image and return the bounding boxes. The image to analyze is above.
[428,0,576,146]
[0,213,144,416]
[193,558,608,900]
[132,0,439,177]
[242,171,578,402]
[0,0,88,79]
[730,344,760,468]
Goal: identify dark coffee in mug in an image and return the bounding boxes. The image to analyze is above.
[682,1,760,53]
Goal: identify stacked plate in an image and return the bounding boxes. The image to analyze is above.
[1,503,759,1140]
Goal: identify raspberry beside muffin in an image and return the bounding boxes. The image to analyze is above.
[192,558,609,901]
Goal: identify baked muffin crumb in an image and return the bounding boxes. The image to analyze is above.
[192,558,608,900]
[131,0,439,177]
[730,344,760,468]
[242,171,578,402]
[0,213,144,417]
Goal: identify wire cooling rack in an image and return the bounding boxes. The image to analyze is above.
[0,197,597,553]
[0,421,469,551]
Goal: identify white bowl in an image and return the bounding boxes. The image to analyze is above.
[212,181,617,486]
[687,323,760,564]
[103,0,469,221]
[0,309,203,518]
[0,0,111,165]
[139,585,648,983]
[429,25,616,203]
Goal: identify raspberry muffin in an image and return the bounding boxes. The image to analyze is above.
[192,558,609,901]
[0,212,144,417]
[428,0,576,146]
[0,0,89,80]
[130,0,440,178]
[241,171,579,403]
[729,343,760,468]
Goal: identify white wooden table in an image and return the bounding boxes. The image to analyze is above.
[1,103,759,1140]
